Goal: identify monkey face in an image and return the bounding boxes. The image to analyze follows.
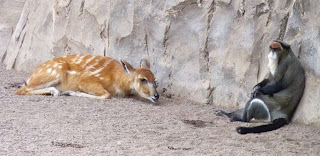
[268,51,278,61]
[268,49,279,75]
[269,41,282,61]
[269,41,288,60]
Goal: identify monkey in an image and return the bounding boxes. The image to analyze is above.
[216,40,306,134]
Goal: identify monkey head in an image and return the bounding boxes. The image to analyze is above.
[269,40,291,60]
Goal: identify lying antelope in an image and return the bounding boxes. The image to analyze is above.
[15,54,159,103]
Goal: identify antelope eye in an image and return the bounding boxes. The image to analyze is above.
[140,78,147,83]
[154,79,158,88]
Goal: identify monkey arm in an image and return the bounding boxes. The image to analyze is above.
[252,73,272,91]
[259,58,290,95]
[273,58,289,82]
[258,79,284,95]
[251,78,270,98]
[256,79,269,88]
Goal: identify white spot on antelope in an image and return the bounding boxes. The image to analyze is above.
[90,67,104,75]
[47,68,52,73]
[71,56,78,62]
[90,59,113,76]
[58,65,62,69]
[85,59,100,71]
[38,69,43,73]
[81,56,96,68]
[75,55,86,64]
[51,70,57,76]
[114,84,123,95]
[59,60,66,63]
[67,70,78,75]
[116,88,123,94]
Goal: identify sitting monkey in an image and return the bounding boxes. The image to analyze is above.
[217,40,306,134]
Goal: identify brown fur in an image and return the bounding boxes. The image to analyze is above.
[270,42,283,51]
[15,54,159,102]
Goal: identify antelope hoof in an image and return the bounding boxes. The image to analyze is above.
[105,93,111,99]
[61,91,76,96]
[50,88,60,97]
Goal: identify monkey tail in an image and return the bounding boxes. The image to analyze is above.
[236,118,288,135]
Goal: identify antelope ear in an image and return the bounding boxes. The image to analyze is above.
[120,59,135,74]
[140,58,150,69]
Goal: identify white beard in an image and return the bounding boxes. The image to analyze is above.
[268,51,278,76]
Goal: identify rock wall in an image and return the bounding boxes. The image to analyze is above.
[1,0,319,126]
[0,0,26,62]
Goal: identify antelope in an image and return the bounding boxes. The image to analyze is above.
[15,54,160,103]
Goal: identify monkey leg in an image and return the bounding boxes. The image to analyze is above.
[215,108,244,122]
[236,118,288,135]
[242,98,271,122]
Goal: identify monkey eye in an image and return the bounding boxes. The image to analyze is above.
[270,47,277,51]
[140,78,147,83]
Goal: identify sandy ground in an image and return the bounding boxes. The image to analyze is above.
[1,62,320,156]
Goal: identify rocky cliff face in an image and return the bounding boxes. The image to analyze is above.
[0,0,26,63]
[1,0,319,126]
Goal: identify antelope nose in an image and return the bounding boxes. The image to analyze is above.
[154,93,159,100]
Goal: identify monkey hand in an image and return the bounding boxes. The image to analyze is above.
[257,88,267,95]
[251,85,261,98]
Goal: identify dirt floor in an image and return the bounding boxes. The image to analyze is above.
[1,62,320,156]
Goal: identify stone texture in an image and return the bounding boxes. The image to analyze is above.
[0,0,26,62]
[1,0,319,125]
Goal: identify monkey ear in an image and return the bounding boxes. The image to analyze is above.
[120,59,136,74]
[140,58,150,69]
